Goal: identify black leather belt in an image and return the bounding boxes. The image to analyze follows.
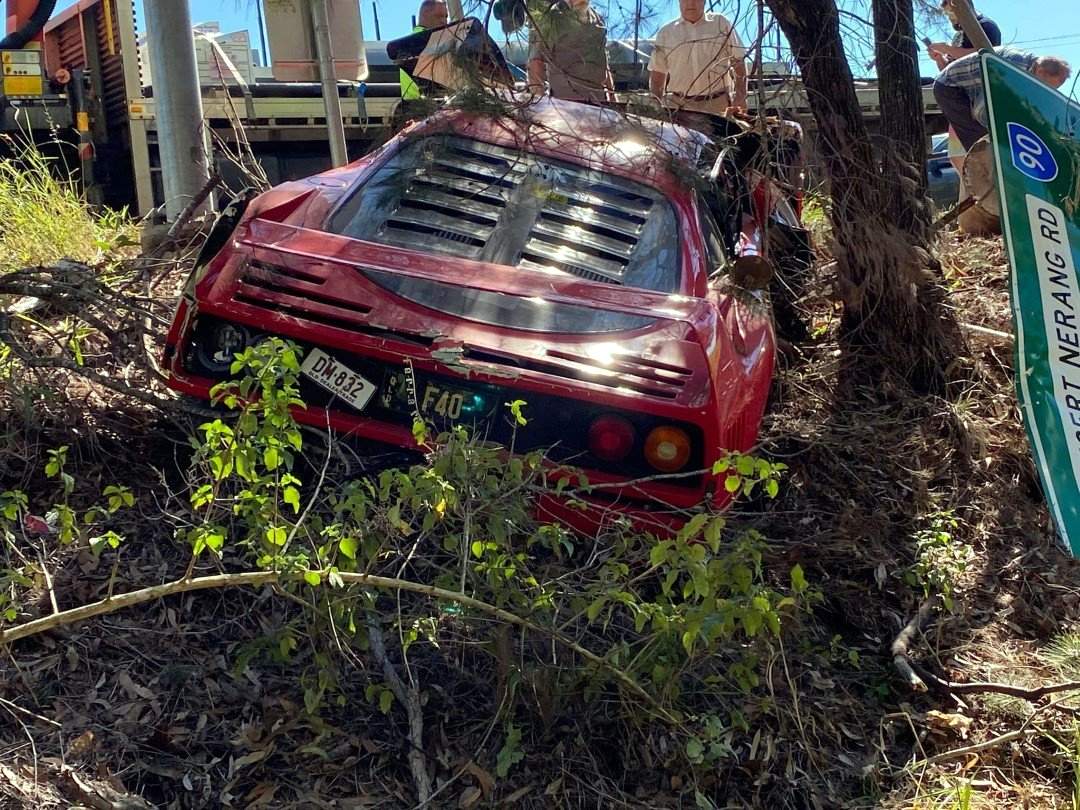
[670,90,730,102]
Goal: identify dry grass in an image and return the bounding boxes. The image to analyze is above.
[0,136,134,271]
[753,226,1080,810]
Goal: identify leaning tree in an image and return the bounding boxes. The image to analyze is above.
[765,0,966,394]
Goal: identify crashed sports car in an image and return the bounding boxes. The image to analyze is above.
[163,96,808,534]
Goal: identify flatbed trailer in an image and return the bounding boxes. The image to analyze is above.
[35,0,944,216]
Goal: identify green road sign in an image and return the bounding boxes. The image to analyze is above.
[983,52,1080,554]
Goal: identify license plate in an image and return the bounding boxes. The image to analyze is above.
[300,348,377,412]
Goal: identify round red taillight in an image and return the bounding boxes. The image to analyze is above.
[588,415,636,462]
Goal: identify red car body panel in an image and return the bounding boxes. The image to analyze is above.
[163,97,777,533]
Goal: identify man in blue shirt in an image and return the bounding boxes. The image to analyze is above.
[933,48,1071,151]
[925,0,1002,183]
[925,0,1001,70]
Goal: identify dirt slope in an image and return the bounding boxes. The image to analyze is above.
[1,231,1078,809]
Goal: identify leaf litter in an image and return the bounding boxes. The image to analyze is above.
[0,227,1079,808]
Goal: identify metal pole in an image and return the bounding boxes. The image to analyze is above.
[143,0,211,221]
[372,2,381,39]
[949,0,992,52]
[632,0,640,65]
[255,0,270,68]
[755,0,765,112]
[310,0,348,167]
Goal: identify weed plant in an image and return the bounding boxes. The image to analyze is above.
[0,135,132,270]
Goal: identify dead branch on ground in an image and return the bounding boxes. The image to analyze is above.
[893,596,1080,702]
[0,568,677,723]
[891,595,939,692]
[367,612,432,803]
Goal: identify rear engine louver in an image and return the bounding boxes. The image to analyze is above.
[232,260,432,346]
[464,346,690,399]
[374,138,650,284]
[377,141,516,259]
[520,182,652,285]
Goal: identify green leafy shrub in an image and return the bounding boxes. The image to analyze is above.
[905,510,972,610]
[165,338,813,778]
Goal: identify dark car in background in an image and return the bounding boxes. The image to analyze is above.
[927,132,961,209]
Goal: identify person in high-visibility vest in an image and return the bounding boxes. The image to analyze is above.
[400,0,450,99]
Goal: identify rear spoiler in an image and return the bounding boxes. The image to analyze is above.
[240,218,712,330]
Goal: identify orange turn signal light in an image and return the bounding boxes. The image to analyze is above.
[644,425,691,473]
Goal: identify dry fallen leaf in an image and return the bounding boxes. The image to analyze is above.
[502,785,534,804]
[462,760,496,796]
[65,729,96,759]
[117,671,156,701]
[0,763,39,799]
[458,785,482,809]
[232,746,274,772]
[244,781,279,807]
[874,563,887,589]
[925,710,974,739]
[22,514,52,536]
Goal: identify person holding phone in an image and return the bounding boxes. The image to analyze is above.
[924,0,1002,193]
[925,0,1001,69]
[934,49,1070,154]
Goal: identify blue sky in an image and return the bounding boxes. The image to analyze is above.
[55,0,1080,87]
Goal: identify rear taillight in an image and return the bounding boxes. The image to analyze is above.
[588,415,636,462]
[644,426,691,473]
[193,320,253,375]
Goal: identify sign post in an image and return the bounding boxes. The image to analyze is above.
[984,52,1080,554]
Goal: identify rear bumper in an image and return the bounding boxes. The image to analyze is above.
[165,362,719,525]
[172,355,696,535]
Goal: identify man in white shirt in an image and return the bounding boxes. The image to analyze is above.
[648,0,747,115]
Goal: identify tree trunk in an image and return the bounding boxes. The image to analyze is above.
[872,0,928,230]
[764,0,966,394]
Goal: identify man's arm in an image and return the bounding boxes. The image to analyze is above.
[649,70,666,98]
[927,42,976,62]
[527,23,547,95]
[731,59,747,108]
[721,19,748,108]
[647,32,667,99]
[528,58,546,95]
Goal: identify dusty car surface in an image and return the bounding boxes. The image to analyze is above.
[164,97,793,534]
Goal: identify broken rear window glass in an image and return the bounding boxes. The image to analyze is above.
[325,135,681,294]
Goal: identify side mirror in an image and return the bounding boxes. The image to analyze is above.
[729,255,774,290]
